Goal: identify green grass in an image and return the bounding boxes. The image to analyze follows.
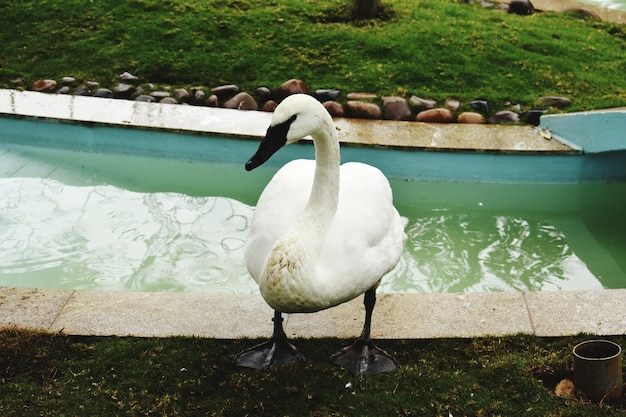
[0,0,625,112]
[1,329,625,416]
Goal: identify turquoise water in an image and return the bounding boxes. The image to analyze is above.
[1,143,624,294]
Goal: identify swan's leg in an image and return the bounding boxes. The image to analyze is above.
[233,310,306,371]
[330,289,398,378]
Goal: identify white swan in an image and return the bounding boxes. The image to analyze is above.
[233,94,406,377]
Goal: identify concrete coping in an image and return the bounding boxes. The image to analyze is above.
[0,89,575,154]
[1,286,625,339]
[1,88,625,339]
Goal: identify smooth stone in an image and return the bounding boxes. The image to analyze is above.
[206,94,219,107]
[119,71,140,83]
[256,86,273,100]
[150,91,171,99]
[262,100,278,112]
[193,90,206,103]
[211,84,240,101]
[468,99,490,114]
[447,99,461,111]
[508,0,534,15]
[525,109,548,126]
[539,96,572,108]
[135,95,157,102]
[32,79,57,92]
[345,101,382,119]
[93,88,114,98]
[224,92,258,110]
[490,110,520,124]
[159,97,178,104]
[175,88,190,101]
[315,89,341,102]
[277,79,308,99]
[113,83,135,97]
[86,81,99,90]
[457,112,486,124]
[60,76,76,86]
[323,101,345,117]
[73,86,91,96]
[346,92,377,101]
[416,108,454,123]
[382,96,412,121]
[409,95,436,110]
[56,86,71,94]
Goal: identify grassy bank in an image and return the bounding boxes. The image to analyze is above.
[1,329,625,416]
[0,0,625,112]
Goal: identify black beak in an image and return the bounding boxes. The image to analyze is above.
[245,115,297,171]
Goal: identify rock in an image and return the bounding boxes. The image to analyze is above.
[159,97,178,104]
[458,112,486,124]
[382,96,412,121]
[346,92,377,101]
[262,100,278,112]
[211,84,240,101]
[60,76,76,86]
[225,92,258,110]
[539,96,572,108]
[150,91,171,100]
[555,379,575,398]
[323,101,345,117]
[113,83,135,98]
[193,90,206,103]
[93,88,114,98]
[277,79,308,99]
[206,95,219,107]
[508,0,534,15]
[447,99,461,111]
[32,79,57,92]
[409,95,437,110]
[135,95,156,102]
[86,81,100,90]
[73,86,91,96]
[525,109,548,126]
[469,100,490,114]
[56,86,71,95]
[416,108,454,123]
[256,86,273,101]
[175,88,190,102]
[119,71,140,83]
[490,110,520,124]
[315,89,341,102]
[345,101,382,119]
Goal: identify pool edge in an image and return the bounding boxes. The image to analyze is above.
[1,287,624,338]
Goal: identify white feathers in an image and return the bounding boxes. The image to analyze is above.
[244,94,406,313]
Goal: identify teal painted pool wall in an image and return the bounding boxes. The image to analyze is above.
[540,111,626,153]
[2,117,626,184]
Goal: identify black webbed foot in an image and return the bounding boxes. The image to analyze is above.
[233,310,306,371]
[234,337,305,371]
[330,338,398,378]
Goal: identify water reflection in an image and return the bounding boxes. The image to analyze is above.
[378,211,602,293]
[0,178,258,293]
[0,178,603,293]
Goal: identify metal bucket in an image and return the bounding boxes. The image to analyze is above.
[573,340,623,402]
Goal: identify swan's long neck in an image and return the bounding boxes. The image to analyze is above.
[303,119,340,229]
[260,114,341,312]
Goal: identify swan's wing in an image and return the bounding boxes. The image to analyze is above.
[319,162,406,293]
[244,159,314,281]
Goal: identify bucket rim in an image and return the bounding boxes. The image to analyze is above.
[573,339,622,361]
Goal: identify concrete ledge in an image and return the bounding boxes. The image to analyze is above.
[2,287,624,338]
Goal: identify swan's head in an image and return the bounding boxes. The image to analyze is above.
[245,94,330,171]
